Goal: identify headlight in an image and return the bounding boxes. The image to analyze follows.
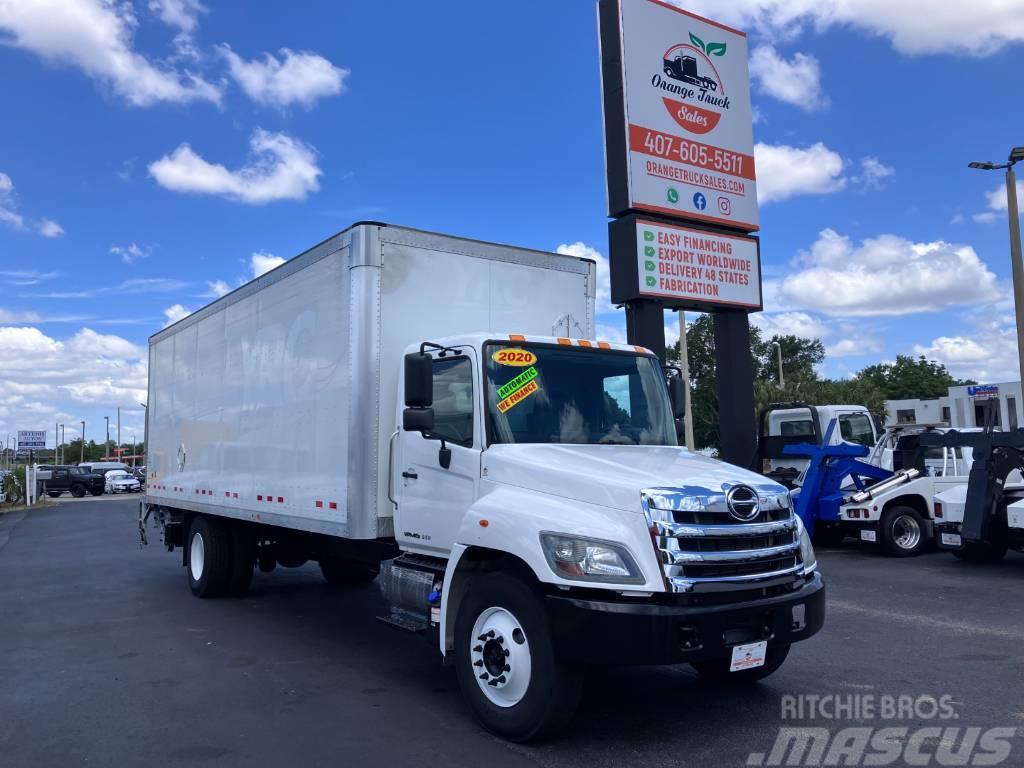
[539,533,644,584]
[795,515,817,574]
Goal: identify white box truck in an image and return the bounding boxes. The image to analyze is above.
[140,222,824,741]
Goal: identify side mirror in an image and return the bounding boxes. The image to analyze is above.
[403,406,434,433]
[404,351,433,408]
[667,373,686,419]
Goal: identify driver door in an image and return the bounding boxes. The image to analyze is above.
[396,349,480,556]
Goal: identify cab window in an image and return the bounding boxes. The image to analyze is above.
[430,356,474,447]
[839,413,875,446]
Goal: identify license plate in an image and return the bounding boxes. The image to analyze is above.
[860,529,877,542]
[940,532,962,547]
[730,641,767,672]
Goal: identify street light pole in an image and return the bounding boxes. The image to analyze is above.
[80,420,85,464]
[1005,163,1024,384]
[969,148,1024,383]
[104,416,110,460]
[772,341,785,388]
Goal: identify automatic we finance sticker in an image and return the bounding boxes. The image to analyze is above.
[496,366,540,413]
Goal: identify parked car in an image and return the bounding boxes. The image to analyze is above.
[41,466,105,498]
[79,461,131,477]
[104,469,141,494]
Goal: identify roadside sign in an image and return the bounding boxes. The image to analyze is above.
[609,214,761,311]
[599,0,758,231]
[968,385,999,399]
[17,430,46,450]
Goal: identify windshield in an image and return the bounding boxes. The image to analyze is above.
[485,343,677,446]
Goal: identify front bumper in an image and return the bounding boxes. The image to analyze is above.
[546,572,824,665]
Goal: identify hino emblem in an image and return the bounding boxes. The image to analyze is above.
[726,485,759,521]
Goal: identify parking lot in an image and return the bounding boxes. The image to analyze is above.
[1,498,1022,767]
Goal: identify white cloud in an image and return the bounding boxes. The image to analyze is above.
[754,142,846,204]
[110,242,148,264]
[950,213,964,225]
[752,311,827,338]
[0,325,148,438]
[769,228,1000,317]
[220,45,348,108]
[162,303,191,326]
[0,0,222,106]
[0,171,25,229]
[852,157,894,191]
[914,322,1019,381]
[148,129,322,204]
[826,337,882,357]
[37,218,64,237]
[205,279,231,297]
[23,276,190,299]
[973,211,999,224]
[749,45,826,110]
[250,251,285,278]
[556,241,613,314]
[982,180,1024,214]
[148,0,204,34]
[675,0,1024,56]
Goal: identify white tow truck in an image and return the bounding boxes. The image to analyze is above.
[140,222,824,741]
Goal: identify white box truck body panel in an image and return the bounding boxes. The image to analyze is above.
[145,223,596,540]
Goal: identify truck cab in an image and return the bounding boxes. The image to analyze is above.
[760,404,877,486]
[391,333,824,737]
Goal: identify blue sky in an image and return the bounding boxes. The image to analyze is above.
[1,0,1023,449]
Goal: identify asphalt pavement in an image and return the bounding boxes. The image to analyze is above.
[1,499,1022,767]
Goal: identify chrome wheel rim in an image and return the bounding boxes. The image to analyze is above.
[189,531,205,581]
[893,514,921,550]
[470,607,531,707]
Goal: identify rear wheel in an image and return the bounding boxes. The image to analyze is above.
[691,643,791,684]
[70,484,86,498]
[880,505,926,557]
[454,572,582,742]
[319,558,379,585]
[953,540,1008,563]
[187,516,232,598]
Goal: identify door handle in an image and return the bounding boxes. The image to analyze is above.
[402,470,418,480]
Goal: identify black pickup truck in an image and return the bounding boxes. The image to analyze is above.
[38,465,105,498]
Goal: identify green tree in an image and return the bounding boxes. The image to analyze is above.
[855,355,972,400]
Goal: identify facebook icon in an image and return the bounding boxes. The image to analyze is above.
[693,192,707,210]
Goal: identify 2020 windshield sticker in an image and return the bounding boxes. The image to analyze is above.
[492,348,537,367]
[496,366,538,400]
[496,380,540,413]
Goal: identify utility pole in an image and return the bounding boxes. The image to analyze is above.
[59,424,64,464]
[677,310,694,451]
[80,420,85,464]
[969,148,1024,383]
[772,340,785,388]
[105,416,110,459]
[117,407,121,462]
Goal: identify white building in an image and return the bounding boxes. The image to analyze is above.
[885,397,951,427]
[885,381,1022,430]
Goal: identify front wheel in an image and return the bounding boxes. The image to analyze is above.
[454,572,582,742]
[880,505,927,557]
[691,643,791,684]
[91,488,104,496]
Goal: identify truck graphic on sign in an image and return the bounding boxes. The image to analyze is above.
[662,53,717,91]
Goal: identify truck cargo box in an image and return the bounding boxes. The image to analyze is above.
[145,223,596,540]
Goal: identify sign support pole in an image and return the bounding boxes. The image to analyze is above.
[713,312,757,467]
[624,300,666,361]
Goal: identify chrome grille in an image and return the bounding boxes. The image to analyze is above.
[642,485,807,594]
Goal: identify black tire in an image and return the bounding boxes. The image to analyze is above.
[227,524,256,596]
[454,572,582,742]
[691,643,791,684]
[953,540,1008,563]
[90,489,103,496]
[319,558,379,585]
[70,484,86,498]
[812,525,846,547]
[187,516,232,598]
[880,505,927,557]
[48,491,63,498]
